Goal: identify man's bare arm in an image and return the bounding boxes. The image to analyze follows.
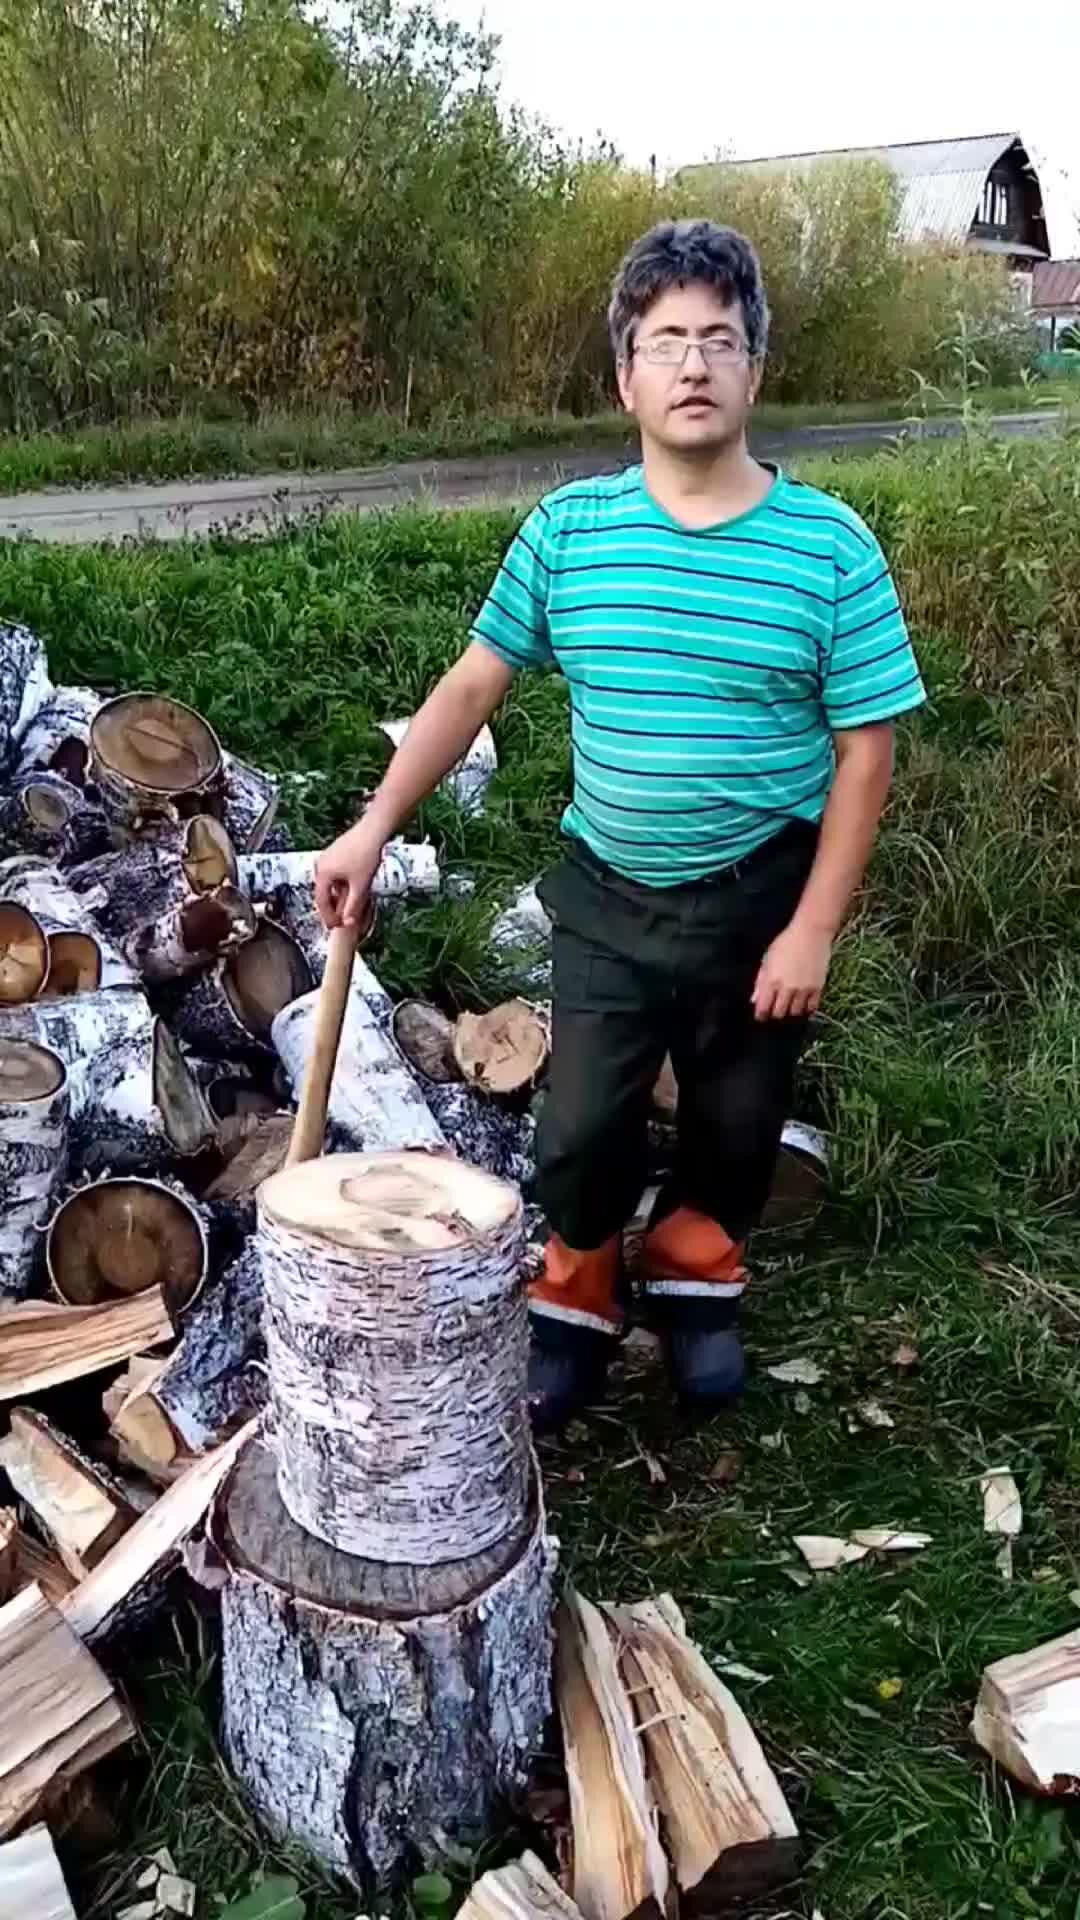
[314,642,514,928]
[752,721,896,1021]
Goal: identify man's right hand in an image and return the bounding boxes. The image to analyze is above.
[314,820,385,930]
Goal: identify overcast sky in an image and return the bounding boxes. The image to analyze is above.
[442,0,1080,255]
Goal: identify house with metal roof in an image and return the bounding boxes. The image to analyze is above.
[684,133,1049,274]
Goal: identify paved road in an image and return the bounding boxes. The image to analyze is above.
[0,409,1060,545]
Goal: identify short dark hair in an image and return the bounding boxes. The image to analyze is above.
[608,219,770,363]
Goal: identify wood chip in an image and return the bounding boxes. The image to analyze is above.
[766,1357,826,1387]
[708,1450,744,1486]
[892,1342,919,1369]
[981,1469,1023,1539]
[158,1873,197,1915]
[849,1528,932,1553]
[856,1400,896,1430]
[793,1536,870,1573]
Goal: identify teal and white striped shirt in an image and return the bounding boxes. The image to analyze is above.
[472,464,925,886]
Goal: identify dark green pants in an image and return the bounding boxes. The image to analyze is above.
[535,825,819,1252]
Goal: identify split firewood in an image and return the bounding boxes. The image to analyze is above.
[0,1289,172,1400]
[60,1418,258,1647]
[0,1581,132,1837]
[0,1510,14,1604]
[0,622,52,773]
[458,1851,587,1920]
[171,916,312,1059]
[606,1593,800,1908]
[0,900,48,1004]
[272,958,445,1157]
[204,1113,294,1237]
[555,1589,669,1920]
[0,1040,70,1302]
[88,691,224,840]
[5,1528,77,1609]
[0,989,215,1178]
[973,1626,1080,1792]
[47,1176,208,1316]
[454,999,549,1098]
[0,1822,78,1920]
[221,752,280,853]
[0,1408,140,1579]
[111,1245,265,1469]
[107,1360,188,1485]
[392,998,534,1182]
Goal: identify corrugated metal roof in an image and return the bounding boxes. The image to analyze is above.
[702,133,1033,246]
[1032,260,1080,312]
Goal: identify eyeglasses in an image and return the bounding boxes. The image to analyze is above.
[633,336,750,367]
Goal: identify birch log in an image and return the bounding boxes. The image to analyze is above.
[0,773,102,865]
[66,814,236,939]
[0,1042,69,1301]
[89,692,224,840]
[379,717,497,817]
[126,882,257,984]
[171,918,312,1060]
[221,753,279,853]
[211,1434,555,1888]
[113,1244,266,1467]
[47,1176,208,1315]
[259,1150,529,1561]
[13,684,100,784]
[0,991,214,1176]
[238,837,440,907]
[0,859,135,992]
[392,999,535,1184]
[0,624,52,775]
[272,957,444,1156]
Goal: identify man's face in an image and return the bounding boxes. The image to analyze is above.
[616,281,763,454]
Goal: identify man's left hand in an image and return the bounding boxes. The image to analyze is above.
[752,922,833,1022]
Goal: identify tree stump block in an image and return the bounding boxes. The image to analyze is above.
[258,1150,530,1561]
[211,1433,556,1888]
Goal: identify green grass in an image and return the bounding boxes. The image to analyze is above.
[9,427,1080,1917]
[0,377,1076,494]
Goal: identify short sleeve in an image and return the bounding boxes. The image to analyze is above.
[823,533,926,729]
[470,504,556,673]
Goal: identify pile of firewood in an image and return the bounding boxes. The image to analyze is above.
[0,621,549,1838]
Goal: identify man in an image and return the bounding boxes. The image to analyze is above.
[315,219,925,1433]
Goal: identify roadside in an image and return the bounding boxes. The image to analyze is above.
[0,406,1065,545]
[0,379,1074,497]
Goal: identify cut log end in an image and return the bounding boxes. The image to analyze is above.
[90,693,221,797]
[261,1147,521,1254]
[454,1000,548,1097]
[182,813,237,892]
[0,1036,64,1102]
[392,999,461,1085]
[39,931,102,998]
[47,1179,207,1316]
[0,901,48,1004]
[225,918,312,1037]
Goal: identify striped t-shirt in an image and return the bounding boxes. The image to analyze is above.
[472,463,925,886]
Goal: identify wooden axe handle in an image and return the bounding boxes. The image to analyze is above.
[285,922,358,1167]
